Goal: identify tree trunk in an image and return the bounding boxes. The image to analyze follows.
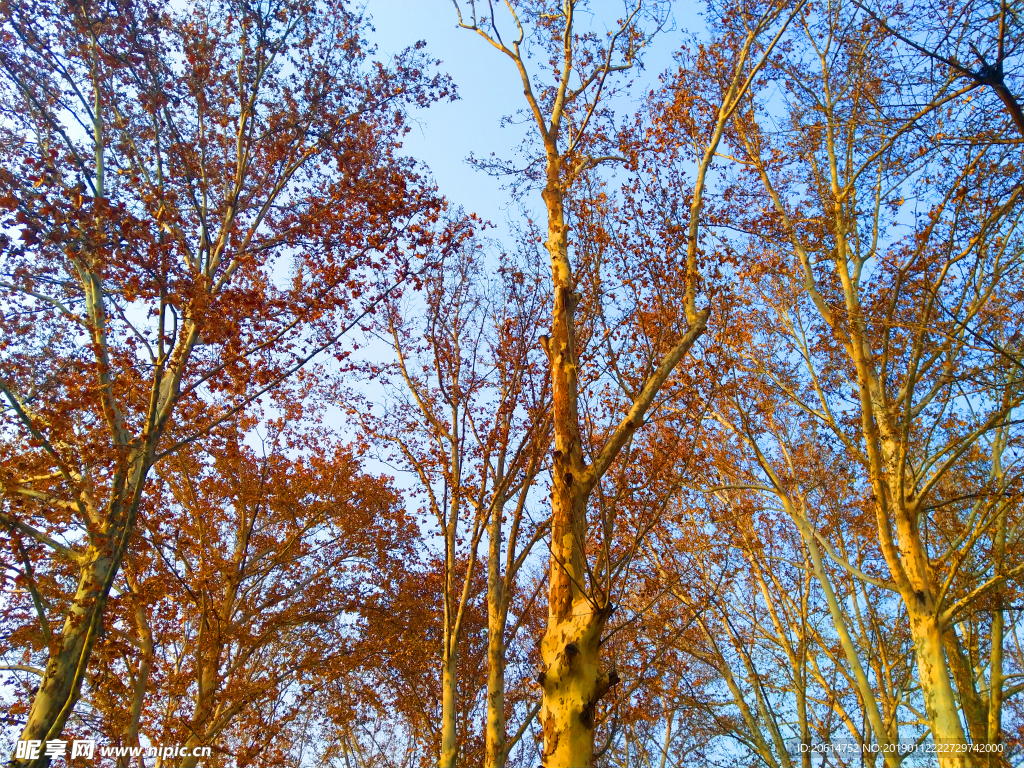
[13,550,115,768]
[539,149,591,767]
[880,448,969,766]
[538,603,614,768]
[843,279,970,767]
[439,650,459,768]
[943,628,987,743]
[988,449,1007,767]
[485,503,507,768]
[908,609,970,767]
[537,151,616,768]
[118,595,153,768]
[10,439,152,768]
[485,609,507,768]
[177,743,203,768]
[988,603,1004,768]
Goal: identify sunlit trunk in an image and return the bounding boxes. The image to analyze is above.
[943,628,987,743]
[988,447,1008,767]
[484,628,507,768]
[439,651,459,768]
[885,467,969,766]
[883,465,969,766]
[539,605,613,768]
[540,155,590,766]
[839,253,970,766]
[177,744,203,768]
[988,603,1004,768]
[13,550,114,768]
[10,438,152,767]
[538,153,610,768]
[485,505,507,768]
[795,670,811,768]
[908,609,969,767]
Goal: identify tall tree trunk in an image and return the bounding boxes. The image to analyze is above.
[14,551,115,766]
[439,650,459,768]
[537,153,616,768]
[882,468,970,767]
[839,256,970,767]
[879,447,970,766]
[14,451,150,768]
[988,434,1008,767]
[485,593,507,768]
[988,603,1004,768]
[943,628,987,743]
[485,501,507,768]
[909,610,969,766]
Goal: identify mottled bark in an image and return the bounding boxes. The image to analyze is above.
[538,151,611,768]
[14,553,115,765]
[117,589,154,768]
[485,504,507,768]
[14,448,151,768]
[439,652,459,768]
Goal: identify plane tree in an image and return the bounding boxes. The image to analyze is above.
[0,0,454,759]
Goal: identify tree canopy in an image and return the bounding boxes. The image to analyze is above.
[2,1,1023,767]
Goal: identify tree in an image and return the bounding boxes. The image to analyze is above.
[87,417,414,768]
[853,0,1024,136]
[716,0,1024,760]
[0,0,452,759]
[679,422,933,767]
[449,1,803,764]
[350,240,551,768]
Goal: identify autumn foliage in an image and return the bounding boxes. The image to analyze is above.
[2,0,1024,767]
